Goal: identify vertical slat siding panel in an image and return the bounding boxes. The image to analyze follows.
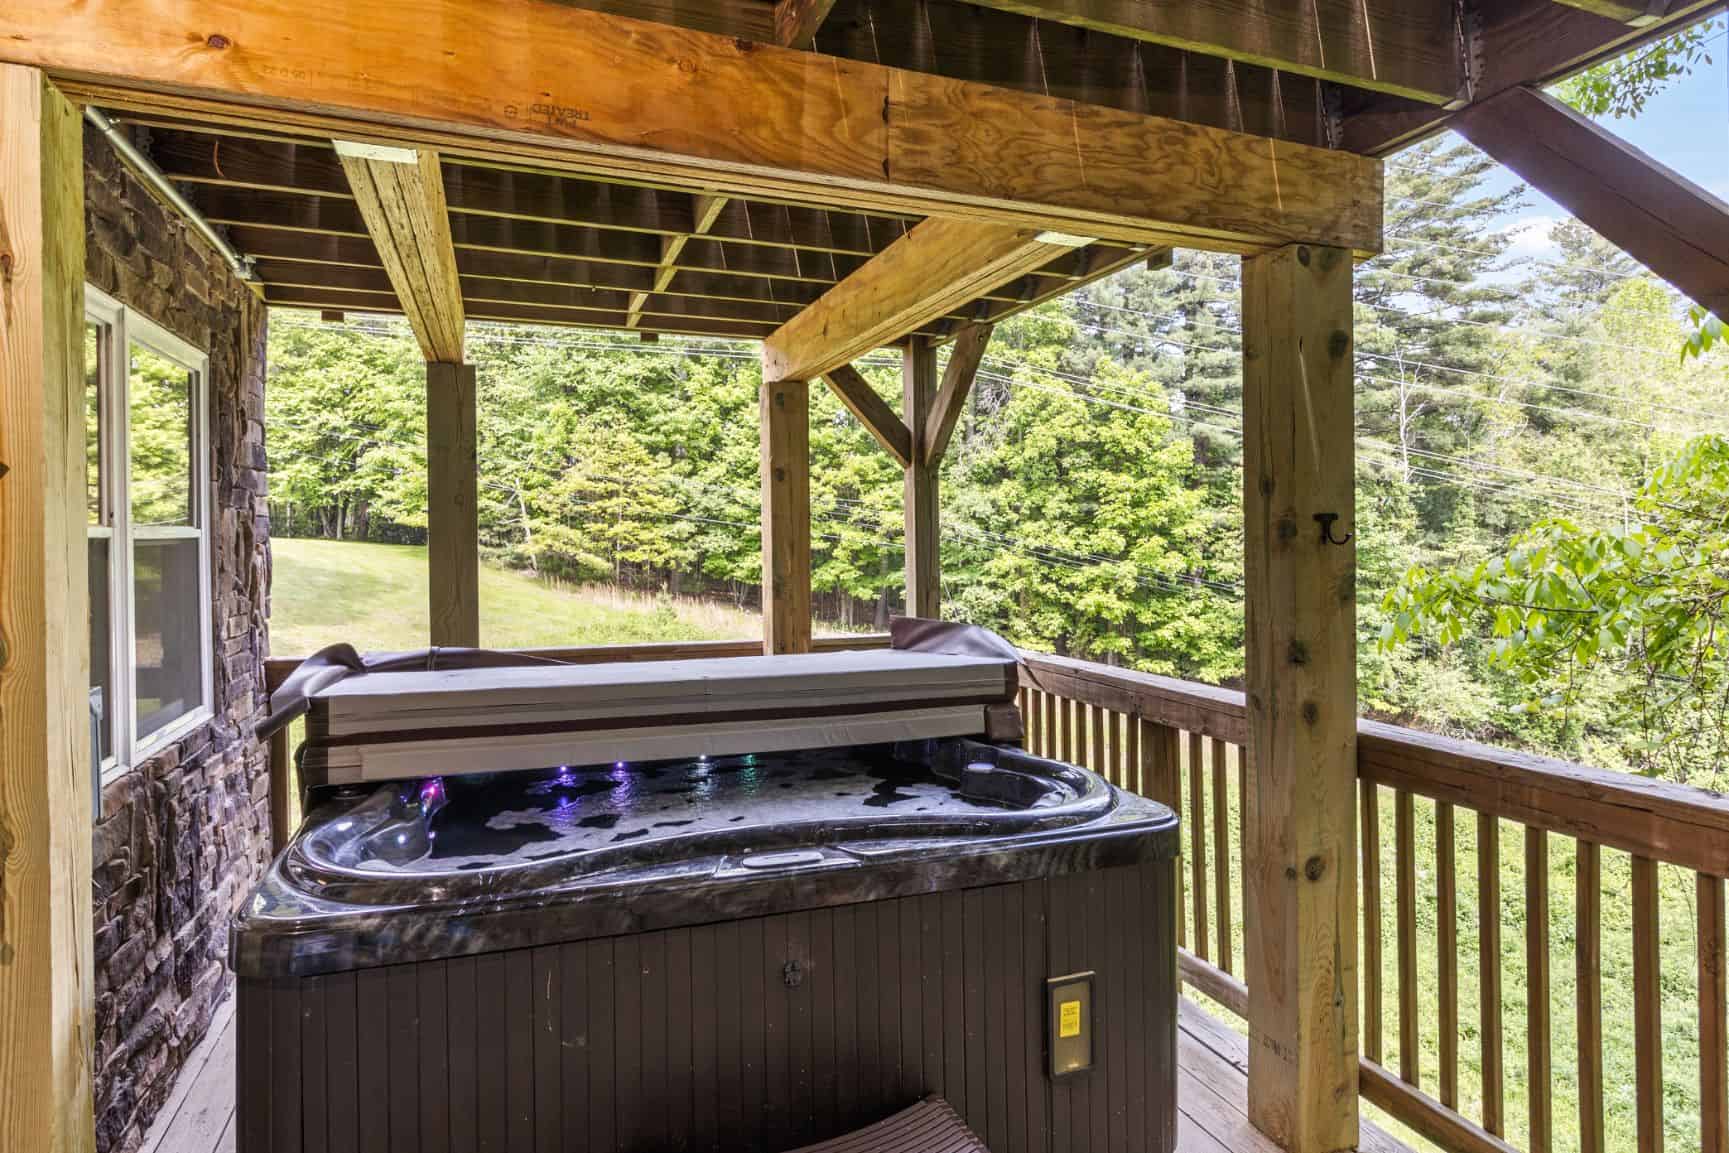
[473,954,508,1153]
[1395,789,1418,1087]
[301,977,328,1153]
[1361,780,1384,1066]
[897,898,923,1103]
[1478,813,1504,1137]
[418,963,451,1153]
[1085,873,1109,1153]
[445,957,476,1153]
[1211,737,1232,977]
[1049,873,1076,1153]
[1576,841,1603,1153]
[1122,864,1146,1153]
[1023,880,1050,1153]
[874,903,902,1113]
[854,903,882,1117]
[919,896,944,1101]
[1435,803,1458,1109]
[1631,855,1662,1153]
[238,979,271,1153]
[1002,885,1029,1153]
[505,949,535,1152]
[667,928,696,1149]
[714,922,742,1149]
[1189,730,1209,962]
[559,945,590,1153]
[271,981,305,1153]
[1147,858,1179,1153]
[812,906,839,1132]
[1526,827,1552,1153]
[387,965,421,1153]
[531,948,562,1153]
[739,918,767,1149]
[963,889,990,1142]
[984,886,1011,1153]
[326,970,360,1153]
[357,968,390,1153]
[940,891,967,1125]
[1105,867,1129,1153]
[1701,873,1728,1153]
[587,940,616,1153]
[637,931,668,1152]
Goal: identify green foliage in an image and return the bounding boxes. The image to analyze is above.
[1556,18,1722,119]
[1384,434,1729,781]
[1682,306,1724,362]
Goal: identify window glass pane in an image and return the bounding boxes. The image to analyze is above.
[128,341,193,527]
[133,536,202,741]
[85,322,105,524]
[89,537,114,763]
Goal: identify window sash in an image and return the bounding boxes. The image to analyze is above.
[85,285,215,782]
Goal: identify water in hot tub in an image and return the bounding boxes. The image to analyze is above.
[322,747,1062,875]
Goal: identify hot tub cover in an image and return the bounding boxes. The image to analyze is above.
[285,620,1025,786]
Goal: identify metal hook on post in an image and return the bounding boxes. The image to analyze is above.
[1314,513,1352,546]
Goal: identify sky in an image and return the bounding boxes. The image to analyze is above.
[1465,19,1729,267]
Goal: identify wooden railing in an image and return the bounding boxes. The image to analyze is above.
[1018,651,1729,1153]
[260,639,1728,1153]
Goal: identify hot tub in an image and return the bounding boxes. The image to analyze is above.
[234,632,1179,1153]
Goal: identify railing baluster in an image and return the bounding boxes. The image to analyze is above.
[1189,730,1209,962]
[1212,736,1231,978]
[1061,695,1076,763]
[1576,839,1603,1153]
[1042,691,1056,759]
[1436,801,1457,1109]
[1478,812,1504,1137]
[1527,826,1552,1153]
[1124,711,1140,795]
[1702,872,1728,1153]
[1090,704,1106,780]
[1632,855,1662,1153]
[1140,719,1184,950]
[1361,779,1384,1066]
[1396,789,1418,1087]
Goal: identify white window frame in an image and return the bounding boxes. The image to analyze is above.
[86,285,216,782]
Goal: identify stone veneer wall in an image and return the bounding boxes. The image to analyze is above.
[84,127,274,1153]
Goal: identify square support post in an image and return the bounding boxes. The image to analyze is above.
[0,63,96,1153]
[1240,243,1360,1153]
[903,336,940,619]
[426,361,479,647]
[761,378,812,654]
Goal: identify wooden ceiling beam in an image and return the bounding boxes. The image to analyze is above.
[1454,85,1729,318]
[822,365,913,467]
[924,323,992,464]
[4,0,1382,253]
[1540,0,1669,26]
[336,144,465,362]
[954,0,1466,104]
[763,218,1079,381]
[1341,0,1722,154]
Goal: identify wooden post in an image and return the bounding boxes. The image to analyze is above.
[761,378,812,654]
[903,336,939,619]
[0,64,96,1153]
[427,361,479,646]
[1240,243,1359,1153]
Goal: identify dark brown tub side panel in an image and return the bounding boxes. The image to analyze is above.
[238,866,1176,1153]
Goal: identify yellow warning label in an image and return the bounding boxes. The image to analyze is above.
[1058,1000,1082,1039]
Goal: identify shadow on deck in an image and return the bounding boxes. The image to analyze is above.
[143,994,1410,1153]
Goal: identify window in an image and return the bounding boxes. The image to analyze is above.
[84,287,214,780]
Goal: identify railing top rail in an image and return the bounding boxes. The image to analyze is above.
[1019,650,1729,877]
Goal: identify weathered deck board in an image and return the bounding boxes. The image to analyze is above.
[145,992,1409,1153]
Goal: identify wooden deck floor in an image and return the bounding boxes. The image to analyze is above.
[144,993,1408,1153]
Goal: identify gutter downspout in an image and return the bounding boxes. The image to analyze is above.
[84,107,255,282]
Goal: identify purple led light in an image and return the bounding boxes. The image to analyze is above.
[419,777,446,805]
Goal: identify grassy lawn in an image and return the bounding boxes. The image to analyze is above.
[268,537,763,656]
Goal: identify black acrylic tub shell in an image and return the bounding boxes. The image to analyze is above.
[232,738,1178,979]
